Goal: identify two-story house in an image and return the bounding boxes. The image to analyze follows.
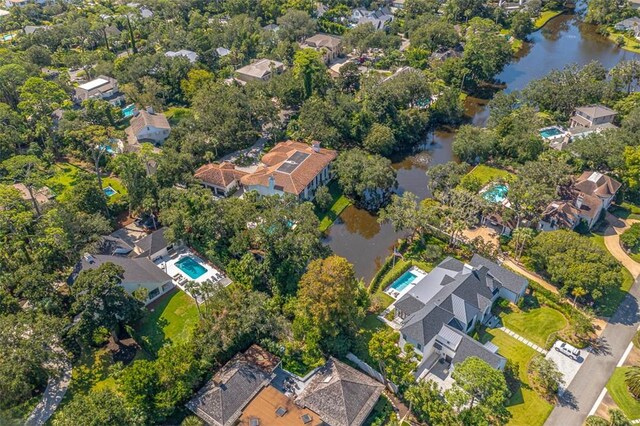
[125,107,171,146]
[569,105,617,128]
[540,171,621,231]
[393,255,527,387]
[73,75,124,106]
[235,58,285,84]
[301,34,343,64]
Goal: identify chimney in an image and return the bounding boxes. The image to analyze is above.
[312,141,320,153]
[146,106,154,114]
[268,175,275,191]
[576,194,584,209]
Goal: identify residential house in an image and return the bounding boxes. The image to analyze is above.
[235,58,285,83]
[391,0,405,10]
[12,183,54,208]
[569,104,617,128]
[0,9,11,18]
[23,24,48,34]
[165,49,199,64]
[187,345,281,426]
[393,255,527,386]
[296,358,384,426]
[194,162,247,197]
[629,0,640,10]
[132,227,171,261]
[238,386,323,426]
[430,46,463,62]
[215,47,231,57]
[351,7,393,30]
[75,253,174,304]
[73,75,124,105]
[301,33,343,64]
[240,140,337,200]
[125,107,171,146]
[540,171,621,231]
[5,0,28,7]
[126,3,153,18]
[615,17,640,38]
[262,23,280,32]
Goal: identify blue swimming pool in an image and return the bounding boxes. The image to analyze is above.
[103,186,117,197]
[122,104,136,118]
[175,256,207,280]
[483,184,508,204]
[540,127,563,138]
[389,271,417,293]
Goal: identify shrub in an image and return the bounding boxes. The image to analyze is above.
[621,223,640,251]
[585,415,609,426]
[528,355,564,399]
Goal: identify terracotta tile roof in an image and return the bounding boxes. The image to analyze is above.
[128,110,170,136]
[240,141,337,196]
[195,162,248,189]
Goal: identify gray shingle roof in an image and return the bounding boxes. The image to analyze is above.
[135,227,167,258]
[297,358,384,426]
[394,294,425,316]
[445,325,505,369]
[469,254,528,296]
[80,254,171,284]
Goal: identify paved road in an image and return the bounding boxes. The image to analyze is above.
[545,276,640,426]
[604,213,640,278]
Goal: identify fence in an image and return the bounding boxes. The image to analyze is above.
[346,352,398,394]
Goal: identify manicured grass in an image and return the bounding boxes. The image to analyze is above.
[500,305,568,348]
[135,289,199,355]
[46,162,127,205]
[607,28,640,54]
[478,329,553,426]
[463,164,515,187]
[607,367,640,420]
[316,181,351,232]
[613,202,640,221]
[351,314,391,367]
[534,10,564,30]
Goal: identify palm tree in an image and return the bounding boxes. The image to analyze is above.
[184,281,202,319]
[625,366,640,399]
[181,416,203,426]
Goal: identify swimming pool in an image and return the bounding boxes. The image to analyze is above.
[2,34,14,42]
[389,271,418,293]
[122,104,136,118]
[103,186,117,197]
[175,256,207,280]
[540,127,563,138]
[482,184,508,204]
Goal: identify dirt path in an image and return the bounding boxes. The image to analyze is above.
[501,258,560,294]
[604,213,640,279]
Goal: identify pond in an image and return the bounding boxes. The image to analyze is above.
[326,3,639,282]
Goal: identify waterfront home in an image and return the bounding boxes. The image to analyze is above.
[569,105,617,129]
[615,17,640,38]
[125,107,171,146]
[301,33,343,64]
[74,75,124,105]
[392,255,527,387]
[235,58,285,83]
[240,140,337,200]
[539,171,621,231]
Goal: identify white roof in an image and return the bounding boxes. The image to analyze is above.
[78,78,109,91]
[588,171,603,183]
[0,9,10,16]
[437,324,463,349]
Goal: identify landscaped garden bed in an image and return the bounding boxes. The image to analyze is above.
[606,367,640,420]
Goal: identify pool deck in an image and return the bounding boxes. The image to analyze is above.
[155,247,231,300]
[384,266,428,300]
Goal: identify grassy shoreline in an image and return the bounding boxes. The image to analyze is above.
[534,10,564,30]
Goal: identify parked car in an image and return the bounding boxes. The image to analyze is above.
[556,342,581,360]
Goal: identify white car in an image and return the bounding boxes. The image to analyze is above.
[556,342,581,360]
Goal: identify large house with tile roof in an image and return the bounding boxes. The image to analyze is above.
[196,141,337,200]
[539,171,621,231]
[393,255,527,387]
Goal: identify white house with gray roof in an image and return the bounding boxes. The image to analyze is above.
[393,255,527,386]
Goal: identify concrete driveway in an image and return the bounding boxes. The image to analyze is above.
[546,341,588,396]
[604,213,640,278]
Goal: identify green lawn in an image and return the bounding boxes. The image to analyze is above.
[351,314,390,367]
[534,10,564,30]
[500,304,568,348]
[463,164,515,187]
[607,367,640,420]
[607,28,640,54]
[46,162,127,205]
[316,181,351,232]
[135,289,199,355]
[612,203,640,221]
[478,329,553,426]
[165,107,192,125]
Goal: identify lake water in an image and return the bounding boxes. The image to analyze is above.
[326,5,639,282]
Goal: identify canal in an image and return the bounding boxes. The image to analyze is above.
[325,5,639,282]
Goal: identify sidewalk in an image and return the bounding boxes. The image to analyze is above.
[499,326,548,355]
